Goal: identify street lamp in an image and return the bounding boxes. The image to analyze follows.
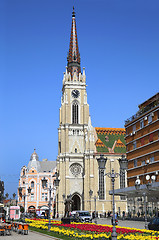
[18,186,32,214]
[42,173,60,231]
[97,154,128,240]
[89,190,93,217]
[135,174,156,230]
[89,190,97,224]
[42,178,53,231]
[135,178,148,229]
[53,172,60,217]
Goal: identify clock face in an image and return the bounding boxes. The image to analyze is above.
[72,89,80,98]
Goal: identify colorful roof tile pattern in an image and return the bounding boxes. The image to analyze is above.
[67,7,81,80]
[95,128,126,154]
[95,138,106,148]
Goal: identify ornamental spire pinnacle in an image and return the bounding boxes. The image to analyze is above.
[67,7,81,80]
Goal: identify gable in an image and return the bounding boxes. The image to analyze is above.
[28,168,38,174]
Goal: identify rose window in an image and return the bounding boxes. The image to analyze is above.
[70,163,82,177]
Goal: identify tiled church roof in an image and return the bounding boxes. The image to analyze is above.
[95,127,126,154]
[96,138,106,148]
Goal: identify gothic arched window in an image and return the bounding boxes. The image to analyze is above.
[31,181,34,188]
[72,101,79,124]
[99,169,105,200]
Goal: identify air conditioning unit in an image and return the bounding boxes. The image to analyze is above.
[151,112,154,117]
[146,159,150,164]
[144,116,147,120]
[133,131,136,135]
[130,133,133,136]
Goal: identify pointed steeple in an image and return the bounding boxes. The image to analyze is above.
[67,7,81,80]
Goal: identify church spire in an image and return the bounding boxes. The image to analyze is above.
[67,7,81,80]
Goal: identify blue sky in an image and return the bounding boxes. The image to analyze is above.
[0,0,159,197]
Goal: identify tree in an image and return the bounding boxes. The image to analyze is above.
[13,193,16,199]
[5,193,9,199]
[20,206,24,213]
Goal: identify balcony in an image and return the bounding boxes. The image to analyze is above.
[125,99,159,125]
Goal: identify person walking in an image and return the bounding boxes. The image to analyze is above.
[122,211,125,220]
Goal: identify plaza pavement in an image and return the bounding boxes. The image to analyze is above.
[93,217,146,229]
[0,230,61,240]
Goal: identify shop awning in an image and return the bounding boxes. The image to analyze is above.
[109,181,159,201]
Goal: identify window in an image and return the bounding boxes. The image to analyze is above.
[126,129,128,135]
[134,159,137,167]
[150,156,154,163]
[72,101,79,124]
[42,193,48,201]
[42,193,45,201]
[45,193,47,201]
[16,210,19,215]
[31,181,34,188]
[148,115,152,124]
[140,120,144,129]
[59,142,61,153]
[133,141,136,149]
[75,148,77,153]
[31,193,34,201]
[133,124,136,132]
[99,170,105,200]
[141,160,145,166]
[141,137,144,146]
[120,170,126,200]
[149,133,153,142]
[157,111,159,119]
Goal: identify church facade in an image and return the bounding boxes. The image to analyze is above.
[56,8,127,217]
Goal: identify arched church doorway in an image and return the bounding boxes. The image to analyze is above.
[72,194,81,210]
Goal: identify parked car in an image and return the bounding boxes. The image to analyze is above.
[72,211,92,223]
[148,217,159,231]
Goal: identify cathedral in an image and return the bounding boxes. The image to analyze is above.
[56,8,127,217]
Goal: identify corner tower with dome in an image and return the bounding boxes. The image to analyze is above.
[56,8,127,217]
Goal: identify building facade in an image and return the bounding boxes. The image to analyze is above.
[0,180,4,219]
[0,180,4,204]
[125,92,159,187]
[113,93,159,217]
[56,8,127,217]
[18,149,56,217]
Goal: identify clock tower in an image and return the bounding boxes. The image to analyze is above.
[56,7,96,216]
